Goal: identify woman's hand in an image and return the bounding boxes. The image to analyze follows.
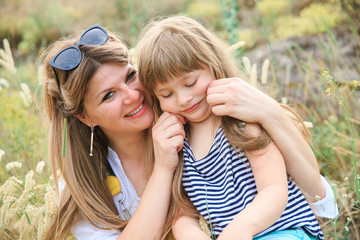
[206,77,281,124]
[207,77,326,202]
[152,112,186,172]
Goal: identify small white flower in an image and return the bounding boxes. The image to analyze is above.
[343,194,347,199]
[347,217,351,222]
[242,57,251,76]
[261,59,269,85]
[36,161,45,173]
[344,226,349,232]
[5,161,22,170]
[20,83,32,106]
[345,177,349,182]
[303,121,313,129]
[227,41,246,53]
[315,195,321,201]
[0,149,4,161]
[250,63,257,86]
[0,78,10,89]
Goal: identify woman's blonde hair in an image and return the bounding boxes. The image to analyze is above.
[136,15,271,239]
[40,28,153,239]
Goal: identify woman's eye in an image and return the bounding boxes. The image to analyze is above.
[185,79,197,87]
[126,71,137,83]
[103,92,113,102]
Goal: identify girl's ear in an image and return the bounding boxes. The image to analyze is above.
[74,114,91,127]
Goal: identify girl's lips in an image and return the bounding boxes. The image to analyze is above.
[184,102,201,113]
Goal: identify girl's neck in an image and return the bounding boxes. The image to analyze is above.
[188,114,221,160]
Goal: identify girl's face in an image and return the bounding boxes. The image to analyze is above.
[81,62,154,139]
[154,65,214,123]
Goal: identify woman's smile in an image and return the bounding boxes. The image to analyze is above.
[125,100,146,118]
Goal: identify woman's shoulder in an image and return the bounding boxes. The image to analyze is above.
[71,218,120,240]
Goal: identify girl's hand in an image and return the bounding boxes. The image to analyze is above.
[152,112,186,172]
[206,77,280,124]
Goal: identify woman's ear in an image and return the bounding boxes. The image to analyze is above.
[74,114,91,127]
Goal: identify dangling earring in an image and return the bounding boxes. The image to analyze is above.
[89,124,94,157]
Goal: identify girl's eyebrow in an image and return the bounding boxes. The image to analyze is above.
[154,85,169,93]
[155,72,196,93]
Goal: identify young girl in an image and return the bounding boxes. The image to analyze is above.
[137,16,325,240]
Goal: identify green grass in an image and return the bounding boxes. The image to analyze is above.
[0,0,359,239]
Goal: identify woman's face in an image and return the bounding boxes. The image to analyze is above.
[81,62,154,139]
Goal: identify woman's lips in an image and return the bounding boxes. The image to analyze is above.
[125,100,146,118]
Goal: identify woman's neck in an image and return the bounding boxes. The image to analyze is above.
[108,131,148,195]
[108,131,146,164]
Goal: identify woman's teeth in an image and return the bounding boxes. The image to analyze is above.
[126,103,143,117]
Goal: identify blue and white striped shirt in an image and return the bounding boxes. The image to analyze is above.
[182,126,324,239]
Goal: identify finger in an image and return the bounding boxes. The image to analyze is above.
[154,113,180,131]
[172,113,187,125]
[207,82,227,95]
[162,123,185,139]
[209,78,234,87]
[207,93,228,106]
[211,104,228,116]
[170,135,184,152]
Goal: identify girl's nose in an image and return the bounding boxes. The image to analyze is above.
[177,91,192,106]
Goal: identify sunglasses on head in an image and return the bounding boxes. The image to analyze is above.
[49,24,109,92]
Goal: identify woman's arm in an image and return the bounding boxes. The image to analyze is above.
[118,112,186,240]
[217,124,288,240]
[172,215,211,240]
[207,78,324,202]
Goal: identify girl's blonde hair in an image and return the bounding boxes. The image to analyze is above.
[136,16,271,239]
[40,28,153,239]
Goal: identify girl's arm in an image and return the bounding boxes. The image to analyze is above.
[207,78,324,202]
[118,112,186,240]
[217,123,288,240]
[172,215,211,240]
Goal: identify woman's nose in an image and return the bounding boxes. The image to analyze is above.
[122,87,139,105]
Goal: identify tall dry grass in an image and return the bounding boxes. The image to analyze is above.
[0,0,359,238]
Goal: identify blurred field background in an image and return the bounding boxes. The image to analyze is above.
[0,0,359,239]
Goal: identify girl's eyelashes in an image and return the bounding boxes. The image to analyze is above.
[185,79,197,87]
[157,78,197,98]
[162,92,173,98]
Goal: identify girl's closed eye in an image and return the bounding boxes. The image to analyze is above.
[185,79,197,87]
[161,92,173,98]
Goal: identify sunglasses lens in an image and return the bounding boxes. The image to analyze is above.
[49,25,108,72]
[81,27,108,45]
[52,48,81,70]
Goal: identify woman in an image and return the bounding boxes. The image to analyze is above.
[40,24,336,240]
